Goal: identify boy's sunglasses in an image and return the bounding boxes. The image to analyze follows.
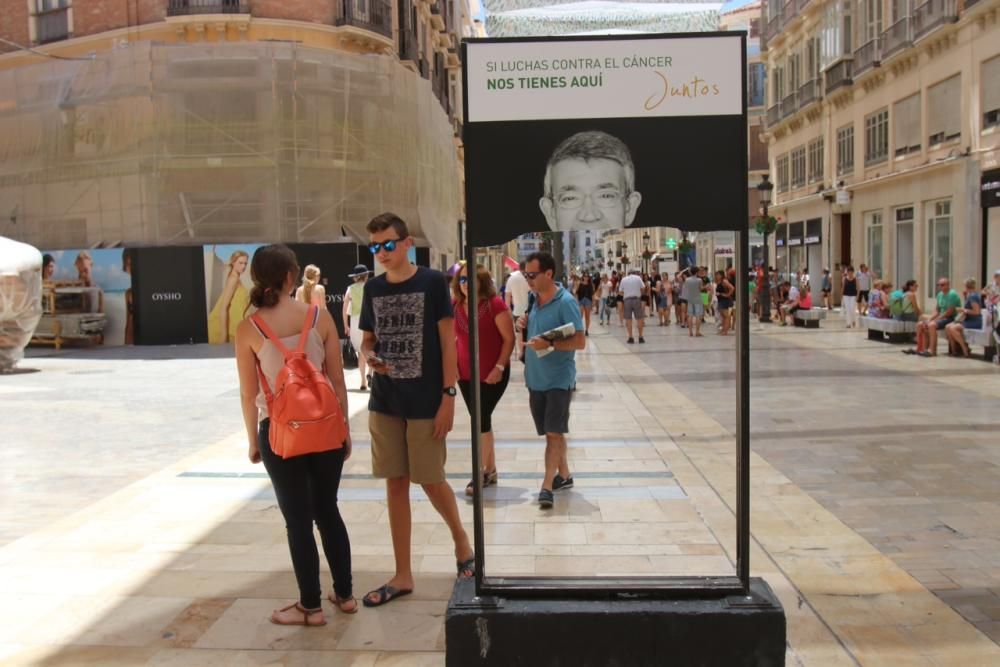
[368,237,407,254]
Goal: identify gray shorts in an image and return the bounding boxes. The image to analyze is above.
[529,389,572,436]
[688,301,705,318]
[623,297,643,320]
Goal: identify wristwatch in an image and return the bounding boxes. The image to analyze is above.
[443,386,457,397]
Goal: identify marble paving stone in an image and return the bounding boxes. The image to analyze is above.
[334,600,446,652]
[194,598,350,651]
[3,324,999,664]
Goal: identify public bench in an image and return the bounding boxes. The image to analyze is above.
[962,321,997,362]
[793,308,827,328]
[861,316,916,343]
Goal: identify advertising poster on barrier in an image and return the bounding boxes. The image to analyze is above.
[204,244,263,344]
[287,243,361,338]
[41,248,135,346]
[133,246,207,346]
[462,34,746,246]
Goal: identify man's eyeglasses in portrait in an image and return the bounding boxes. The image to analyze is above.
[552,189,625,210]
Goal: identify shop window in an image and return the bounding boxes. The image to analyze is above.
[864,108,889,166]
[927,75,961,146]
[893,93,921,157]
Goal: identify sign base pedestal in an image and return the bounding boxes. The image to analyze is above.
[446,577,786,666]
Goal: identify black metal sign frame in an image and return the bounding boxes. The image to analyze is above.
[461,32,750,598]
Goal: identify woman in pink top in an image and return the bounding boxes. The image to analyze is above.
[234,245,355,626]
[452,264,515,496]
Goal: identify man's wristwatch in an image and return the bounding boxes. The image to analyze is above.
[443,386,457,397]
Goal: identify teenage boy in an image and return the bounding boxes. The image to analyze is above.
[518,252,586,509]
[359,212,474,607]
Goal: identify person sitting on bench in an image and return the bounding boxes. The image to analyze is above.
[890,280,921,322]
[778,281,801,326]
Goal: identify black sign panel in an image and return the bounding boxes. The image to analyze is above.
[462,34,748,247]
[133,247,208,345]
[983,169,1000,209]
[287,243,360,338]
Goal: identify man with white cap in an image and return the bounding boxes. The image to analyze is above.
[343,263,371,391]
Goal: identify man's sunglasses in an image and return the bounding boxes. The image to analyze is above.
[368,237,407,254]
[524,271,541,279]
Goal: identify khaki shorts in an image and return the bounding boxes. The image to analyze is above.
[368,411,447,484]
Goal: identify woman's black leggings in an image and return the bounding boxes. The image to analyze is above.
[459,366,511,434]
[258,419,352,609]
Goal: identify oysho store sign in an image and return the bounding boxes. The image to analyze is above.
[133,247,207,345]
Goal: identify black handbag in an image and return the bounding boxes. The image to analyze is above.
[341,338,359,369]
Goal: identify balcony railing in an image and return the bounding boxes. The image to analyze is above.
[166,0,249,15]
[767,103,781,126]
[765,12,783,42]
[825,59,853,93]
[335,0,392,38]
[880,17,912,59]
[798,78,820,108]
[34,8,70,44]
[399,24,419,64]
[781,91,798,119]
[853,38,881,75]
[781,0,796,26]
[912,0,957,41]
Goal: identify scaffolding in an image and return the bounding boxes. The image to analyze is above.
[0,41,461,252]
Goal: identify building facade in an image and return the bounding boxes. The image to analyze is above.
[762,0,1000,305]
[697,0,771,272]
[0,0,479,260]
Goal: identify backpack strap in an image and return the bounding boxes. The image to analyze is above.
[295,306,319,354]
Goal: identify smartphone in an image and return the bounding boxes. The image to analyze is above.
[368,354,387,366]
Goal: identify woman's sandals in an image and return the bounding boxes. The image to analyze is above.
[270,602,326,626]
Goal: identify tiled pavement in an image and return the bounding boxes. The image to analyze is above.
[0,313,998,665]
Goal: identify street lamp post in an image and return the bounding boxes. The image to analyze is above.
[757,174,774,323]
[642,231,650,273]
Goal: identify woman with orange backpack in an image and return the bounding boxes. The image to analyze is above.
[235,244,355,626]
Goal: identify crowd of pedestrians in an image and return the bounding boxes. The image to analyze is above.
[234,215,1000,628]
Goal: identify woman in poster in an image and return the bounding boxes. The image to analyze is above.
[122,249,135,345]
[208,250,250,344]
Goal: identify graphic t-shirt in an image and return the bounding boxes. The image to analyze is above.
[359,266,452,419]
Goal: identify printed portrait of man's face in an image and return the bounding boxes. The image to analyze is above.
[539,131,642,233]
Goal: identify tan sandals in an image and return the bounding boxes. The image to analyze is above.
[328,593,359,614]
[270,594,357,625]
[270,602,326,626]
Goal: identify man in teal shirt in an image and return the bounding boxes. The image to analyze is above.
[915,277,961,357]
[519,251,585,509]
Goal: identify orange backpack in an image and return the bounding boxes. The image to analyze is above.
[252,306,347,459]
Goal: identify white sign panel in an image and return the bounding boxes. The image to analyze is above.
[465,36,743,122]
